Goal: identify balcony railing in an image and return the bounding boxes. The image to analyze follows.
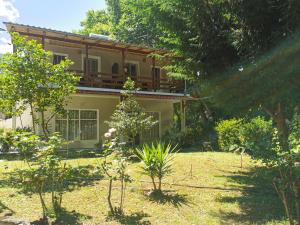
[71,70,185,93]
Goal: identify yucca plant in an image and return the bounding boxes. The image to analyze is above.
[136,142,177,192]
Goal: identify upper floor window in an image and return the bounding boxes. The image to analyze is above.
[53,54,66,65]
[152,67,161,79]
[112,63,119,75]
[125,62,138,77]
[83,57,100,76]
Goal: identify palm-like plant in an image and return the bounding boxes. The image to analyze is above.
[135,142,177,192]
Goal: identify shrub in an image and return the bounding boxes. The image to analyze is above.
[215,118,243,151]
[162,127,202,148]
[240,117,273,159]
[135,142,177,192]
[0,129,16,153]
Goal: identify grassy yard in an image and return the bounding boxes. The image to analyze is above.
[0,152,287,225]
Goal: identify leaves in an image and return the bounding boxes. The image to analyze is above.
[0,32,79,135]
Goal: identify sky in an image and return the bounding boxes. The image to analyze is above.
[0,0,107,54]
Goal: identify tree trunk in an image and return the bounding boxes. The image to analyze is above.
[264,102,289,151]
[107,179,114,214]
[158,177,162,191]
[120,175,124,211]
[29,103,36,134]
[151,176,157,191]
[40,111,49,140]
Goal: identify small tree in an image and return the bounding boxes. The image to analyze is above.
[135,142,177,193]
[0,32,79,138]
[15,133,73,221]
[106,77,157,153]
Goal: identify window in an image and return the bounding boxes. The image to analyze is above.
[55,109,98,141]
[125,62,138,77]
[112,63,119,74]
[84,58,99,76]
[53,54,66,65]
[152,67,161,79]
[141,112,160,143]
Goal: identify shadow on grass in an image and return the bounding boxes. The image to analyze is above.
[106,211,151,225]
[53,209,92,225]
[214,166,286,224]
[0,165,103,194]
[0,201,15,215]
[146,190,191,208]
[31,209,91,225]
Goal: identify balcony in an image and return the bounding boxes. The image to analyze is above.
[71,70,185,93]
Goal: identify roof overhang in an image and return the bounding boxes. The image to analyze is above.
[4,22,167,55]
[76,86,196,101]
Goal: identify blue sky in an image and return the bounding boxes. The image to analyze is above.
[0,0,106,53]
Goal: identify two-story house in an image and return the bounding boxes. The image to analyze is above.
[0,23,191,148]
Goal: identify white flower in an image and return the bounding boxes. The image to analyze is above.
[109,128,117,133]
[104,132,111,138]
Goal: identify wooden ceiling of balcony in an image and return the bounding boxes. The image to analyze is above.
[4,22,167,56]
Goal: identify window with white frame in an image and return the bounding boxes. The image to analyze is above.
[55,109,98,141]
[125,62,138,77]
[141,112,160,142]
[53,54,66,65]
[83,57,99,76]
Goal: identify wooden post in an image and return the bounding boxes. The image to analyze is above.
[41,36,45,49]
[152,57,156,91]
[121,49,125,82]
[85,44,89,77]
[180,100,186,132]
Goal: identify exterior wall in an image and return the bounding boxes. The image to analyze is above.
[0,107,33,130]
[43,40,167,79]
[46,94,174,149]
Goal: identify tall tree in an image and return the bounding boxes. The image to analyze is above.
[0,33,79,138]
[78,9,112,36]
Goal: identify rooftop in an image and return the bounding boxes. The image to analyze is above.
[4,22,168,55]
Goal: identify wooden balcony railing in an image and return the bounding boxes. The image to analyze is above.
[70,70,185,93]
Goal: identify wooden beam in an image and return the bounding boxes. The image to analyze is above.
[41,36,45,49]
[152,57,156,91]
[122,49,126,81]
[85,44,89,77]
[17,31,155,55]
[180,100,186,132]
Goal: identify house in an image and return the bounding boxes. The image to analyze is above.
[0,23,192,148]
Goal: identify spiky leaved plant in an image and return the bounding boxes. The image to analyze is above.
[136,142,177,192]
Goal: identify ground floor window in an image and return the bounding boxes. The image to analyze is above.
[55,109,98,141]
[141,112,160,143]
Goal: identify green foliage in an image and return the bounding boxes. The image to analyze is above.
[0,32,79,137]
[162,127,201,149]
[101,156,132,215]
[0,129,16,153]
[78,9,112,36]
[215,118,243,152]
[135,142,176,192]
[106,78,157,150]
[240,117,274,162]
[14,133,73,220]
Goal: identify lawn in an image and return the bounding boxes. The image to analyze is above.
[0,152,287,225]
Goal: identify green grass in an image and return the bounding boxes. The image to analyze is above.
[0,152,287,225]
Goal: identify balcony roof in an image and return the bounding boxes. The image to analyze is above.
[76,86,195,101]
[4,22,168,55]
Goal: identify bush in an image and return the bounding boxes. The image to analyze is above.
[215,118,243,151]
[240,117,273,158]
[215,117,273,153]
[162,127,202,148]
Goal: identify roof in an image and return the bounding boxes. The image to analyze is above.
[76,87,196,101]
[4,22,168,55]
